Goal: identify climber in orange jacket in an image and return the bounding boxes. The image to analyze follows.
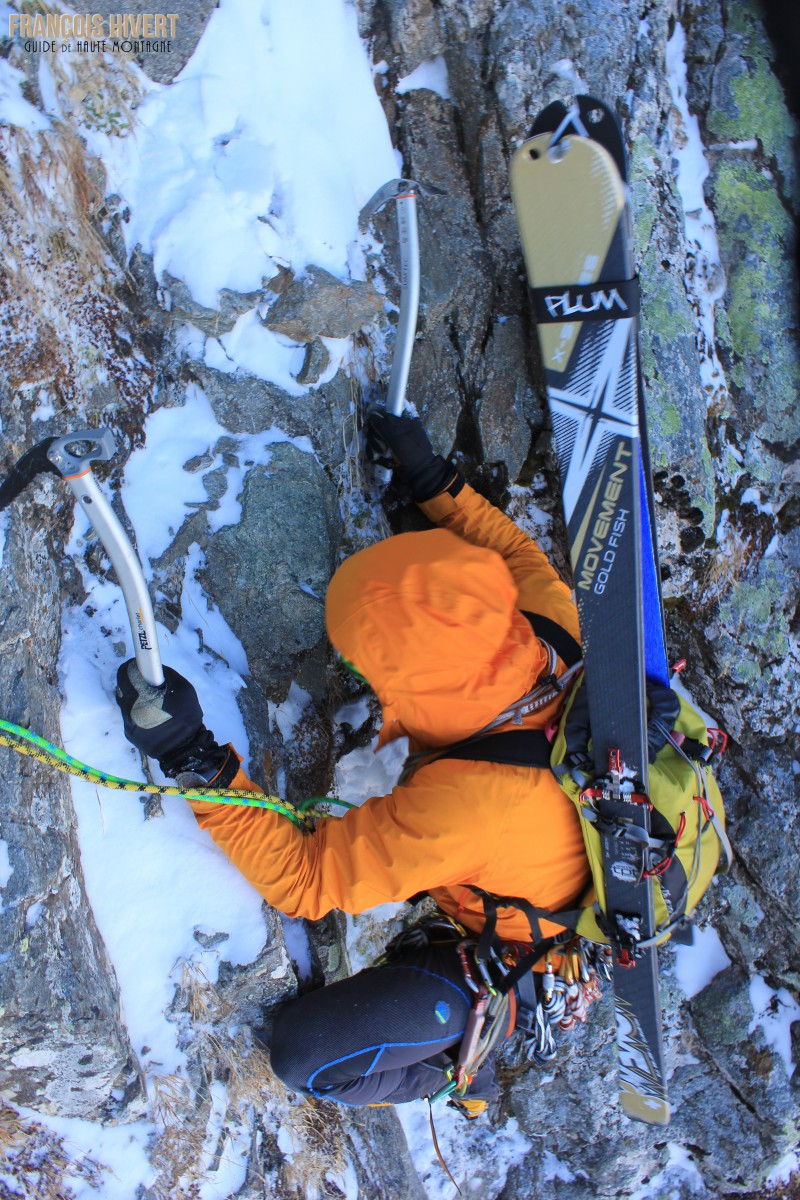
[116,411,590,1109]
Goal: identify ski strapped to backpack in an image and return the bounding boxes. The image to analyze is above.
[420,618,732,1090]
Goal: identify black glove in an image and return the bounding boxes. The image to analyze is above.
[366,410,461,502]
[116,661,237,785]
[646,679,681,763]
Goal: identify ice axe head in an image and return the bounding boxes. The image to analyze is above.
[0,428,116,511]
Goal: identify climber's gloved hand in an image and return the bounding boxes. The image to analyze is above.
[366,409,462,502]
[646,679,682,763]
[115,661,238,786]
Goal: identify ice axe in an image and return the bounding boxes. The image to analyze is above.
[0,428,164,687]
[359,178,422,417]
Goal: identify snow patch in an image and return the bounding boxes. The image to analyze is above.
[672,924,731,999]
[269,681,312,744]
[768,1150,800,1186]
[397,1103,532,1200]
[14,1103,156,1199]
[334,735,409,808]
[0,57,50,131]
[196,1080,250,1200]
[86,0,397,317]
[32,392,56,422]
[542,1150,584,1182]
[119,384,312,570]
[59,531,266,1082]
[397,57,450,100]
[749,974,800,1077]
[0,839,12,911]
[279,915,313,982]
[630,1143,707,1199]
[740,486,774,514]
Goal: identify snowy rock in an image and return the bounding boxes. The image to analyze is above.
[165,275,265,337]
[0,514,143,1122]
[262,265,385,343]
[295,337,331,386]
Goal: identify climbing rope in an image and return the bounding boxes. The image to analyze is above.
[0,717,354,830]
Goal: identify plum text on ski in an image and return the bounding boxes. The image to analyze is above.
[544,287,629,319]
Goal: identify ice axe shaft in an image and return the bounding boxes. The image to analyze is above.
[359,178,421,417]
[1,429,164,688]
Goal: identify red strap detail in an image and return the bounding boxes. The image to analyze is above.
[707,728,729,756]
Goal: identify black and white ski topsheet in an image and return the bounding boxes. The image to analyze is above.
[510,96,670,1125]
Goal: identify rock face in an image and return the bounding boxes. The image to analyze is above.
[0,505,143,1121]
[0,0,798,1196]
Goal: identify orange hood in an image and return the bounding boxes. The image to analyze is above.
[325,529,547,749]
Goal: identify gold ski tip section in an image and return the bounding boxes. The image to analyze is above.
[620,1083,671,1126]
[510,134,625,373]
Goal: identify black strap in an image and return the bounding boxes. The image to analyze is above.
[529,278,640,324]
[437,728,552,768]
[523,612,582,668]
[467,885,586,992]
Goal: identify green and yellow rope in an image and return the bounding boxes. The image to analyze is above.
[0,718,355,831]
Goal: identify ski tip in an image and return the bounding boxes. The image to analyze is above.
[620,1086,671,1126]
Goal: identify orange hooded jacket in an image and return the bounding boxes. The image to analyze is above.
[189,480,590,944]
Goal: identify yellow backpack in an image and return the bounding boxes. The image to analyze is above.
[549,674,733,949]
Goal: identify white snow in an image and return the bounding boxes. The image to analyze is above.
[269,680,313,744]
[334,733,409,806]
[32,391,56,422]
[672,924,732,999]
[740,486,774,514]
[397,1103,532,1200]
[749,974,800,1077]
[397,57,451,100]
[0,56,50,131]
[630,1143,707,1199]
[14,1106,156,1199]
[0,838,12,889]
[768,1150,800,1185]
[59,589,268,1079]
[542,1150,582,1182]
[279,914,314,982]
[82,0,397,315]
[118,383,313,570]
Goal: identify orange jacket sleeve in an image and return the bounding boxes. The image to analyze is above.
[419,481,580,643]
[189,761,496,920]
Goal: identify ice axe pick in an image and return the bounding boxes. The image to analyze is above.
[0,428,164,687]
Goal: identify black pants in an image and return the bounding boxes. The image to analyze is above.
[269,942,500,1106]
